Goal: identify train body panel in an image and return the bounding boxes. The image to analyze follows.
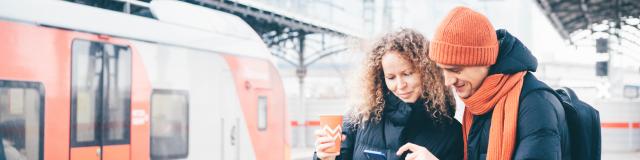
[134,41,259,160]
[0,20,73,160]
[0,0,288,160]
[224,56,288,160]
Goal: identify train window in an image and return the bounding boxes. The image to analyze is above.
[0,80,44,160]
[71,40,131,146]
[150,89,189,159]
[257,96,267,130]
[71,40,101,145]
[104,45,131,144]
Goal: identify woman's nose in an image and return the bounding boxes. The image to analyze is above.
[397,78,407,89]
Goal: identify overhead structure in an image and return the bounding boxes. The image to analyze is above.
[536,0,640,100]
[535,0,640,40]
[183,0,362,42]
[536,0,640,76]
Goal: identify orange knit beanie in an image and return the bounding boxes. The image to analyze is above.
[429,6,499,66]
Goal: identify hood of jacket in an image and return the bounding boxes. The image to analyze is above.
[488,29,538,75]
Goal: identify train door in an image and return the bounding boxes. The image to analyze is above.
[69,40,132,160]
[221,113,240,159]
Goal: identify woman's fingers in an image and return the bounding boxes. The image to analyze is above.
[314,131,338,151]
[316,151,340,159]
[314,129,326,138]
[315,137,339,159]
[314,129,344,159]
[316,136,335,145]
[314,130,331,145]
[316,142,336,151]
[314,130,345,147]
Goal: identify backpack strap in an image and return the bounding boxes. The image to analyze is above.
[519,73,559,102]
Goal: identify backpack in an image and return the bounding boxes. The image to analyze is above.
[553,87,602,160]
[522,78,602,160]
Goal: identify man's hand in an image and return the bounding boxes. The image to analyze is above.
[396,143,438,160]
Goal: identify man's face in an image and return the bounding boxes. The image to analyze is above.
[436,63,490,99]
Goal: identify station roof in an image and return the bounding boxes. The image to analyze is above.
[535,0,640,39]
[187,0,365,39]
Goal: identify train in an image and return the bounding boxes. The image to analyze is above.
[0,0,289,160]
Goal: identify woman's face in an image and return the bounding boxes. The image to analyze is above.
[381,51,423,103]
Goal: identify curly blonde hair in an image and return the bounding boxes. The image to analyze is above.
[348,29,455,127]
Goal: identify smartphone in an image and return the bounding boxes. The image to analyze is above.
[363,149,386,160]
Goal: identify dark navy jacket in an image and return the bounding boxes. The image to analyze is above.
[314,93,463,160]
[466,29,571,160]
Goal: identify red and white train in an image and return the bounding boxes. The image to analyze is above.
[0,0,289,160]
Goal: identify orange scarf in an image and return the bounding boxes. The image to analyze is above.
[461,71,526,160]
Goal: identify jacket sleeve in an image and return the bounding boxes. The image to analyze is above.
[512,90,563,160]
[313,120,357,160]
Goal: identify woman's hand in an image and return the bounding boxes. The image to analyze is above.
[314,129,346,160]
[396,143,438,160]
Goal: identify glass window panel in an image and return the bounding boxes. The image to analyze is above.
[258,96,267,130]
[0,82,42,160]
[72,40,102,144]
[150,90,188,159]
[105,45,131,143]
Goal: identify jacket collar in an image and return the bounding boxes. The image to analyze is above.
[384,93,425,126]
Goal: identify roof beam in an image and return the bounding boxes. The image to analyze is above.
[580,0,593,30]
[190,0,344,36]
[536,0,572,39]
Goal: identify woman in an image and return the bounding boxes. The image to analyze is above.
[313,29,463,160]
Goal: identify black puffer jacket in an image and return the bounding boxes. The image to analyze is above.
[466,29,571,160]
[314,93,463,160]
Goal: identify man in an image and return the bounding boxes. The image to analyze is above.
[427,6,571,160]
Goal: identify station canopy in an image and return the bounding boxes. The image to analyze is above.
[536,0,640,40]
